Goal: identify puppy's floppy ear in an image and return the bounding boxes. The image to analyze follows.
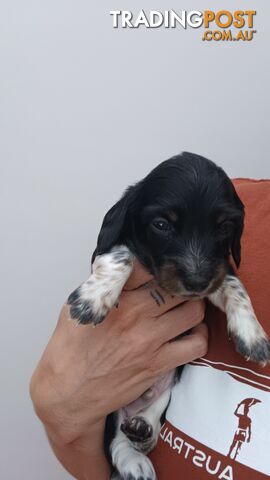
[92,186,135,262]
[231,189,245,268]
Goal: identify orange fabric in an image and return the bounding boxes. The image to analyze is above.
[150,179,270,480]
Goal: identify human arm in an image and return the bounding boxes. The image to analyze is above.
[30,263,207,480]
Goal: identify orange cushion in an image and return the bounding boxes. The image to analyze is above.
[233,178,270,336]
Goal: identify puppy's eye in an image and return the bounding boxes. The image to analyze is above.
[152,218,171,232]
[218,221,234,235]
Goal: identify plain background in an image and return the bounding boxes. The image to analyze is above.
[1,1,269,478]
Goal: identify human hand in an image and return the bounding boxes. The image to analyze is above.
[30,261,207,447]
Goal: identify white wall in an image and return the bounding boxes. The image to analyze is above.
[1,1,269,478]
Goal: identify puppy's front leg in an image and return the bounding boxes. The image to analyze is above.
[208,274,270,363]
[111,387,172,480]
[121,384,172,454]
[67,245,134,325]
[111,418,156,480]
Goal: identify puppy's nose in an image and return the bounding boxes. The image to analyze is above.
[184,279,209,293]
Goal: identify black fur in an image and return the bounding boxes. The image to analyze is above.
[95,152,244,297]
[121,416,153,443]
[234,335,270,363]
[67,288,105,325]
[72,152,246,478]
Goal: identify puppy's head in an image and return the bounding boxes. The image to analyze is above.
[94,152,244,298]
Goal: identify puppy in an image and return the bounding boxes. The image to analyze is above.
[67,152,270,480]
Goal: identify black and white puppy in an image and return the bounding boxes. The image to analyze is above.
[68,152,270,480]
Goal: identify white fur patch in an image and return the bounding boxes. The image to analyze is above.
[209,275,270,362]
[83,246,133,313]
[68,245,133,324]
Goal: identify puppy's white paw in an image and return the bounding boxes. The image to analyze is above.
[228,309,270,364]
[67,245,133,325]
[233,332,270,364]
[117,451,156,480]
[212,274,270,365]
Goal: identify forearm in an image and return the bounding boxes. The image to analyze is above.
[30,363,111,480]
[46,422,111,480]
[30,291,206,480]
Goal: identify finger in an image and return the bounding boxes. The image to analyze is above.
[155,323,208,373]
[124,260,153,290]
[121,281,186,317]
[153,300,205,343]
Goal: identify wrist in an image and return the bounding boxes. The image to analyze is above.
[30,364,106,446]
[47,422,111,480]
[46,417,106,453]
